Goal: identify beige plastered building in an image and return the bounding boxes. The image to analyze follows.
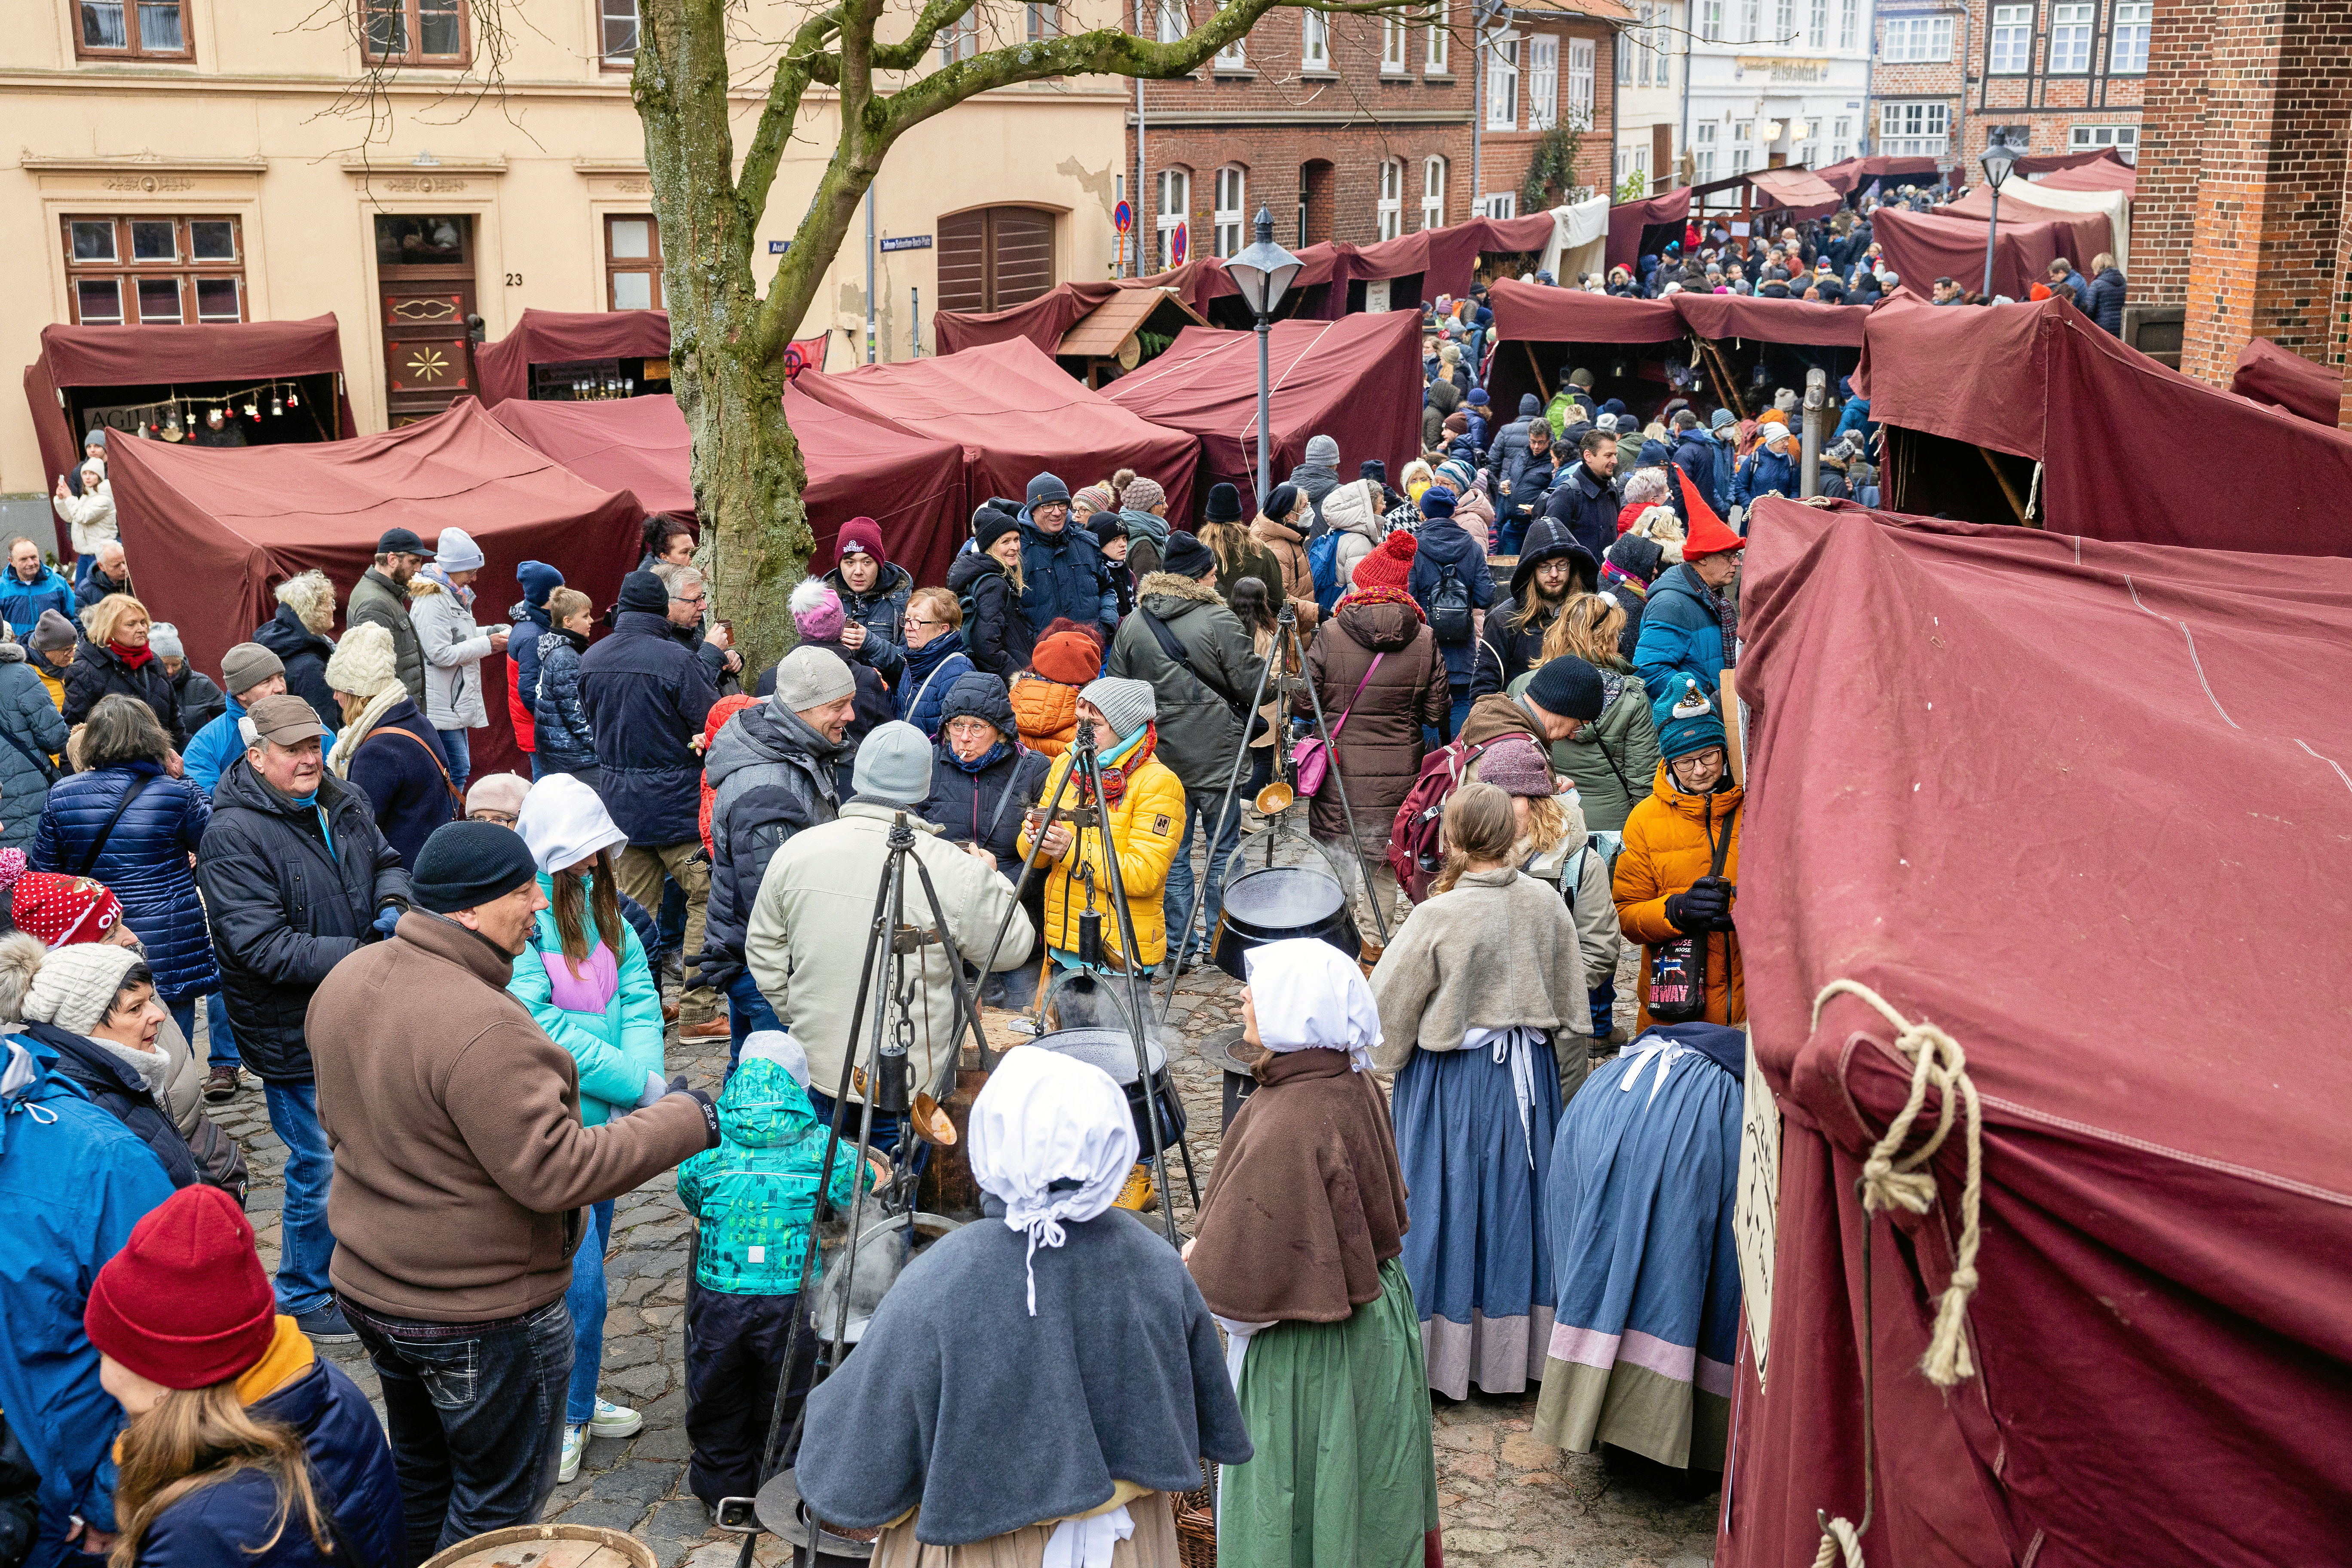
[0,0,1131,494]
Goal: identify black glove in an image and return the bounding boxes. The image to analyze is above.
[666,1077,722,1150]
[692,943,744,995]
[1683,876,1735,931]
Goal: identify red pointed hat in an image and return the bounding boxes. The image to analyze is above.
[1677,464,1745,557]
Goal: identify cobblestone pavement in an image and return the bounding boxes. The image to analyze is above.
[213,813,1717,1568]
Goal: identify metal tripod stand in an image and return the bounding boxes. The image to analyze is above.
[1156,600,1391,1023]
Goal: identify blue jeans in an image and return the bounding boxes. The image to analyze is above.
[529,752,548,781]
[725,967,781,1069]
[1590,971,1616,1039]
[436,727,472,794]
[1163,789,1240,968]
[168,997,197,1060]
[204,990,239,1067]
[658,876,686,958]
[563,1200,616,1425]
[348,1297,573,1566]
[1497,512,1531,557]
[264,1083,336,1316]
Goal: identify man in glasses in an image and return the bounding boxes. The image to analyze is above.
[655,560,744,694]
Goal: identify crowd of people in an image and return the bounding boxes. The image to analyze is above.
[0,231,1804,1568]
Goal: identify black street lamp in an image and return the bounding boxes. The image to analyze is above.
[1225,206,1303,507]
[1979,136,2019,300]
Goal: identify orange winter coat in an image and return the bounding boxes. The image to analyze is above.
[1009,673,1080,758]
[1612,763,1744,1030]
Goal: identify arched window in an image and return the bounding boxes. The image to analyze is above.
[1213,165,1247,257]
[1157,166,1193,269]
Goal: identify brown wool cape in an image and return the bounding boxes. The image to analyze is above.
[1185,1047,1410,1323]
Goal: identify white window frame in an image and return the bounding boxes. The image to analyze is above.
[1700,0,1722,39]
[1484,31,1519,130]
[2110,0,2150,71]
[938,9,978,62]
[1381,12,1409,70]
[1990,4,2031,74]
[1831,116,1851,160]
[1155,0,1185,44]
[1421,156,1447,228]
[1838,0,1857,49]
[1216,19,1246,66]
[1694,120,1716,184]
[1883,16,1954,61]
[2048,1,2092,71]
[600,0,637,64]
[1425,0,1449,70]
[1774,0,1794,41]
[1526,35,1559,131]
[1301,9,1331,69]
[1566,36,1592,128]
[2070,123,2138,162]
[1377,158,1403,239]
[1213,165,1246,257]
[1156,166,1190,270]
[1480,191,1517,220]
[1740,0,1760,40]
[1808,0,1826,48]
[1878,100,1950,156]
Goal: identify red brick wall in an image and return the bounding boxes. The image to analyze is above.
[2130,0,2210,306]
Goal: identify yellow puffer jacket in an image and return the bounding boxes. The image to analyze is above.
[1612,763,1744,1030]
[1017,746,1185,969]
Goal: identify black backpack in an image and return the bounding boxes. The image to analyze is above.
[1429,562,1473,646]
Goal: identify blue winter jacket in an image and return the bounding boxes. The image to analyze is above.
[823,560,913,688]
[532,628,596,774]
[0,1035,174,1568]
[1632,563,1730,701]
[0,566,76,640]
[134,1351,402,1568]
[508,871,666,1128]
[576,610,720,846]
[1543,459,1620,565]
[251,604,340,734]
[341,698,458,875]
[1731,446,1801,511]
[0,645,67,851]
[509,598,552,749]
[1669,430,1720,516]
[31,763,217,1001]
[895,632,977,741]
[1015,511,1118,636]
[184,695,257,798]
[1405,518,1496,687]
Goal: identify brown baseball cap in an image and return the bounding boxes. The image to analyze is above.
[245,694,327,747]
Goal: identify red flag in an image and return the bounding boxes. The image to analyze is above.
[781,331,829,383]
[1675,458,1743,556]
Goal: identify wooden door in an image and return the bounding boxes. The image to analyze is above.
[376,214,478,425]
[936,206,1057,313]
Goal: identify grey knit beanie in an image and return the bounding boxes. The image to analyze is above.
[852,721,933,805]
[772,646,854,712]
[1305,434,1341,467]
[1079,677,1155,741]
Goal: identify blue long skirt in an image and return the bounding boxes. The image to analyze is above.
[1393,1036,1561,1399]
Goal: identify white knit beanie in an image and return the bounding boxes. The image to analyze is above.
[326,622,401,699]
[21,942,142,1036]
[516,772,628,874]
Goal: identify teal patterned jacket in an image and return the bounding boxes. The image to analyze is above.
[677,1056,864,1295]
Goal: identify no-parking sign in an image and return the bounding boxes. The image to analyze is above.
[1114,200,1134,234]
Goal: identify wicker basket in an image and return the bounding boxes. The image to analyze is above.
[1170,1460,1217,1568]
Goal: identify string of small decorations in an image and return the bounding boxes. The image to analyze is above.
[97,379,318,443]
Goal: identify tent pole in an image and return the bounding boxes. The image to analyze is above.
[1522,340,1551,402]
[1976,444,2030,525]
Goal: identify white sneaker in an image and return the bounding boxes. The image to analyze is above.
[558,1424,586,1483]
[588,1398,643,1439]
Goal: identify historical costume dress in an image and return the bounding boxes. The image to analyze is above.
[1534,1022,1745,1470]
[796,1047,1251,1567]
[1186,940,1439,1568]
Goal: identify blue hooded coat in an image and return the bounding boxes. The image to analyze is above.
[1015,512,1118,636]
[31,762,217,1001]
[1632,563,1731,700]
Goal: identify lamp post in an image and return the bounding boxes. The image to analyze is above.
[1978,135,2018,300]
[1226,207,1304,508]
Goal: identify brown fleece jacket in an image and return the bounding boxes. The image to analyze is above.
[308,910,715,1323]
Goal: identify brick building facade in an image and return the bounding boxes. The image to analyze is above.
[2132,0,2352,420]
[1130,0,1620,272]
[1868,0,2149,168]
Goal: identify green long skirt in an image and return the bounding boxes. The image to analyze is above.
[1218,1257,1442,1568]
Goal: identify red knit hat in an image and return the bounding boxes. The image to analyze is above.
[1351,530,1418,593]
[1031,629,1103,686]
[1677,465,1746,558]
[85,1186,277,1390]
[836,517,887,567]
[12,871,123,949]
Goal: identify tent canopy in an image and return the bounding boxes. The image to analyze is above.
[2012,145,2131,177]
[2229,337,2344,428]
[1721,498,2352,1568]
[1101,312,1423,498]
[790,335,1200,524]
[1940,180,2130,268]
[23,316,355,554]
[1605,187,1693,273]
[474,308,672,407]
[2034,158,2138,197]
[1858,294,2352,553]
[1745,165,1844,215]
[102,397,643,776]
[1870,205,2110,301]
[1489,280,1867,348]
[486,388,971,589]
[1814,154,1945,195]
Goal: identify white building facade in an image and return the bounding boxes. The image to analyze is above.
[1614,1,1687,197]
[1681,0,1876,182]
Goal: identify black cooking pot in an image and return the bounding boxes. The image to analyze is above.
[1211,865,1361,981]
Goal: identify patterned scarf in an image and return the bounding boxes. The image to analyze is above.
[1080,723,1156,807]
[1599,561,1649,603]
[1334,585,1423,620]
[1706,579,1739,668]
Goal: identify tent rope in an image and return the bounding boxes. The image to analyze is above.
[1810,977,1985,1387]
[2026,460,2044,523]
[1810,1515,1866,1568]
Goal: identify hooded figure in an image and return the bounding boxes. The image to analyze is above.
[919,672,1050,879]
[796,1047,1252,1559]
[1471,520,1599,699]
[1188,939,1438,1568]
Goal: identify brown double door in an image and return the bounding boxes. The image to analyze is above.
[377,214,478,426]
[936,206,1055,314]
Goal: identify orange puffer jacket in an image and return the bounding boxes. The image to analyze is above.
[1611,763,1743,1030]
[1008,673,1079,758]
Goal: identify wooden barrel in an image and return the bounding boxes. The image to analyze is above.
[418,1524,655,1568]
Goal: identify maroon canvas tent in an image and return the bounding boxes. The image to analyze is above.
[1722,497,2352,1568]
[474,308,672,407]
[1870,205,2107,302]
[1858,294,2352,553]
[2011,145,2132,177]
[2033,159,2138,197]
[24,316,355,557]
[933,282,1126,357]
[1605,188,1693,273]
[487,388,971,590]
[2228,337,2343,428]
[1934,184,2113,267]
[790,335,1200,524]
[1815,154,1945,196]
[1101,312,1422,498]
[104,397,642,778]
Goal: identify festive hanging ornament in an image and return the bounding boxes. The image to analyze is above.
[207,407,225,429]
[271,391,283,416]
[243,398,259,419]
[162,405,182,440]
[284,387,299,407]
